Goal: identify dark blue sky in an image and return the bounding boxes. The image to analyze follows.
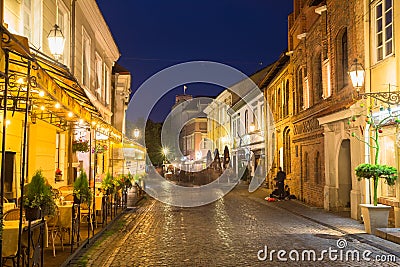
[97,1,293,122]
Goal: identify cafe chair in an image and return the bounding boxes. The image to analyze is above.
[46,206,63,257]
[3,197,8,203]
[80,202,94,231]
[63,194,74,202]
[3,209,21,221]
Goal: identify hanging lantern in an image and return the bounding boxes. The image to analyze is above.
[47,24,65,59]
[348,59,365,90]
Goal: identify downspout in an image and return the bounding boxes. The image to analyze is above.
[71,0,76,75]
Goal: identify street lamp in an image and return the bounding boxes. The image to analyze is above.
[47,24,65,59]
[349,59,400,105]
[133,128,140,139]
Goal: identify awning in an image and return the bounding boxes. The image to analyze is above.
[0,26,122,142]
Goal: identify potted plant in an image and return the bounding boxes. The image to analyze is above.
[73,170,92,204]
[101,172,115,195]
[351,105,399,234]
[72,139,90,153]
[23,170,56,220]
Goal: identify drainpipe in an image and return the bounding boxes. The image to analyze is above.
[71,0,76,75]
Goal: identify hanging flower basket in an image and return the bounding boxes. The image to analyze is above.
[92,144,108,154]
[72,140,90,153]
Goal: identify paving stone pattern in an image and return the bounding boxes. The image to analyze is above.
[73,184,400,266]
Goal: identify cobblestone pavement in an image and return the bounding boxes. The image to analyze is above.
[73,183,400,267]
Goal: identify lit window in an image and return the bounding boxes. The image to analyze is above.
[95,53,103,100]
[21,0,42,48]
[104,66,110,105]
[82,28,91,87]
[373,0,393,62]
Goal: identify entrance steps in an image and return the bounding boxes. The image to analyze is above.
[376,228,400,245]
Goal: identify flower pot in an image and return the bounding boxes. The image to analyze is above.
[360,203,391,234]
[55,174,63,181]
[25,207,41,221]
[74,195,81,204]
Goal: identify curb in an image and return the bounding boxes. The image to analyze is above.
[61,196,147,267]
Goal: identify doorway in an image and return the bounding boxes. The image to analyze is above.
[338,139,351,209]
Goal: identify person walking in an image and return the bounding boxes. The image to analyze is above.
[276,167,286,198]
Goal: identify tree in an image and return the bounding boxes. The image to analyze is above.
[145,119,163,166]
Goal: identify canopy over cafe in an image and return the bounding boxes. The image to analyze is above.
[0,25,134,264]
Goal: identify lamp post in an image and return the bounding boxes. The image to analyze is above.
[47,24,65,60]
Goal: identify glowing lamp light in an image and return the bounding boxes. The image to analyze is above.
[79,119,84,125]
[5,119,11,126]
[162,147,169,156]
[47,24,65,59]
[40,105,45,111]
[348,59,365,90]
[133,128,140,139]
[39,91,45,97]
[68,112,73,118]
[17,77,25,85]
[249,123,256,133]
[55,103,61,109]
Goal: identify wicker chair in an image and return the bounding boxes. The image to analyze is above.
[63,194,74,202]
[46,206,64,257]
[57,186,74,195]
[3,208,22,221]
[80,202,94,231]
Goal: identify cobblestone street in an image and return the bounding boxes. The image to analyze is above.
[72,183,400,266]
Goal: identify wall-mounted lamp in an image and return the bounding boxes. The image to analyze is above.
[349,59,400,105]
[47,24,65,59]
[249,123,256,133]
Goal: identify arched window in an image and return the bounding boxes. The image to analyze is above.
[277,88,281,119]
[284,80,290,117]
[283,127,291,174]
[313,52,323,104]
[336,28,348,90]
[297,68,304,113]
[304,152,309,181]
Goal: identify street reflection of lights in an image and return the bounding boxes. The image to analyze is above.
[40,105,45,111]
[68,112,73,118]
[55,103,61,109]
[39,91,45,97]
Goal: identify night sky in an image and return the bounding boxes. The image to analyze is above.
[97,1,293,122]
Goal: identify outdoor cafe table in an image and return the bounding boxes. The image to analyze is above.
[2,219,48,258]
[57,203,73,242]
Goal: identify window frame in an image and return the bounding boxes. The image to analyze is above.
[372,0,393,63]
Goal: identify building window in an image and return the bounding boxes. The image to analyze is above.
[304,152,309,181]
[373,0,393,62]
[283,127,291,174]
[313,52,323,104]
[82,28,91,87]
[21,0,42,48]
[277,88,281,119]
[336,28,348,89]
[284,80,290,117]
[95,53,103,100]
[297,68,304,112]
[57,0,70,66]
[104,65,110,105]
